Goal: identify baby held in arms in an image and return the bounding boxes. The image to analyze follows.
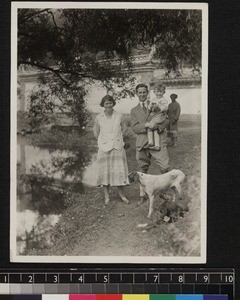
[146,83,168,150]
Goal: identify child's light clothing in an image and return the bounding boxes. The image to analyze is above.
[147,96,168,149]
[149,96,169,113]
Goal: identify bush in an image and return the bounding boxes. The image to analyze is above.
[167,175,201,256]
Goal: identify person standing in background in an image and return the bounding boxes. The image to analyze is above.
[167,93,181,147]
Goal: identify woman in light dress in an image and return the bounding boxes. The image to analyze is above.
[93,95,129,205]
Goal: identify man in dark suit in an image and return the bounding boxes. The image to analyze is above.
[131,83,169,203]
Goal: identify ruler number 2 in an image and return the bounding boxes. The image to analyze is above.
[28,275,33,283]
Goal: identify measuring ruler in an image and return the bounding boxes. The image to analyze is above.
[0,268,234,299]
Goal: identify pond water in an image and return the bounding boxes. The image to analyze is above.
[17,143,97,254]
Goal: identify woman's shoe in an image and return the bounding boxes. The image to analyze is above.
[120,196,129,204]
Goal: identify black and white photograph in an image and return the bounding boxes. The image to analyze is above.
[11,2,208,263]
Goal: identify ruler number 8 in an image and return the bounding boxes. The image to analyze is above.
[178,275,184,283]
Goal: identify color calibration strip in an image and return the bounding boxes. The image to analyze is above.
[0,295,229,300]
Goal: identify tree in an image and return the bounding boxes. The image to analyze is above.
[17,8,202,129]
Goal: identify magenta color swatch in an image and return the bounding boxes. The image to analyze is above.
[69,295,96,300]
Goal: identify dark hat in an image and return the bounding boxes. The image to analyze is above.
[170,93,178,99]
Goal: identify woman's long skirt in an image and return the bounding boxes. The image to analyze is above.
[96,148,129,186]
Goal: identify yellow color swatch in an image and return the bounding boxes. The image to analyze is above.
[123,295,149,300]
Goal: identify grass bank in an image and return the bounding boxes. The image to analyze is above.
[23,114,202,258]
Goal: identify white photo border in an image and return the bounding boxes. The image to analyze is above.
[11,1,208,263]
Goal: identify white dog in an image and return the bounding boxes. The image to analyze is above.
[129,169,186,218]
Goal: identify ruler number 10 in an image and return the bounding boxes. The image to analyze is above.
[224,275,234,283]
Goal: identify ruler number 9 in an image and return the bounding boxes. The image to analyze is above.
[203,275,209,283]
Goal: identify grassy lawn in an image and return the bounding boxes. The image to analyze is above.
[23,114,203,258]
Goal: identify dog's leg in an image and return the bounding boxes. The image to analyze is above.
[138,184,146,206]
[147,194,155,218]
[139,184,145,197]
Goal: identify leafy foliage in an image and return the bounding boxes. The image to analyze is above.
[18,8,202,128]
